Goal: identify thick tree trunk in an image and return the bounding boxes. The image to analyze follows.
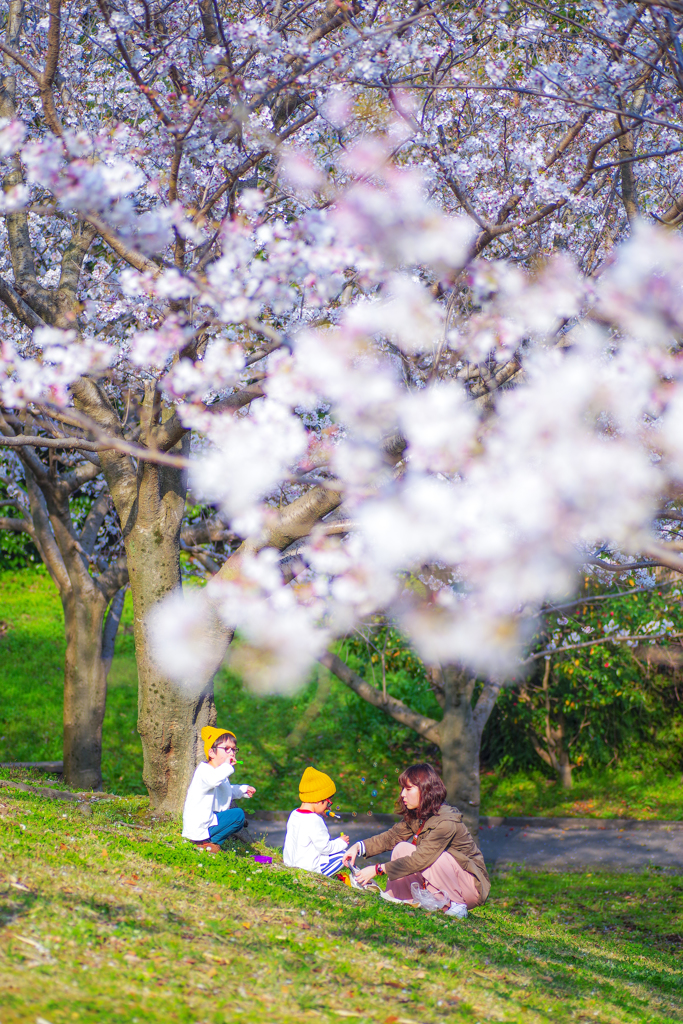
[61,586,108,790]
[558,756,573,790]
[123,451,216,815]
[439,665,481,837]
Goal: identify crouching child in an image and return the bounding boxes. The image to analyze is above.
[283,767,348,876]
[182,727,255,853]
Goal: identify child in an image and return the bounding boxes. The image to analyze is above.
[283,766,349,876]
[182,726,255,853]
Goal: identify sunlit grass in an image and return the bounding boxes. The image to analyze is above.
[480,768,683,821]
[0,787,680,1024]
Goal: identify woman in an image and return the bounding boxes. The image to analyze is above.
[344,763,490,917]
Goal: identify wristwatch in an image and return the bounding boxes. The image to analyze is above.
[375,863,385,876]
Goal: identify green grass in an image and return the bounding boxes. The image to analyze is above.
[1,568,681,821]
[479,769,683,821]
[0,786,681,1024]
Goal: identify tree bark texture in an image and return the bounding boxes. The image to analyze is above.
[61,585,108,789]
[69,381,209,814]
[438,665,482,835]
[123,456,216,814]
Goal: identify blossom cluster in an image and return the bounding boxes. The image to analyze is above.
[2,0,683,693]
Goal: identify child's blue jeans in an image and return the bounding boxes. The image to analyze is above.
[208,807,246,845]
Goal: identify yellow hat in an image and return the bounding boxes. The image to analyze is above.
[201,726,235,760]
[299,766,336,803]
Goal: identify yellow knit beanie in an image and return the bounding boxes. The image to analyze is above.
[299,766,336,803]
[201,726,236,760]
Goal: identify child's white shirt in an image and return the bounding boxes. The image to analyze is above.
[182,761,251,841]
[283,809,347,872]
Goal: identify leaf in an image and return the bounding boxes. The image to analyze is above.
[204,952,229,965]
[12,934,49,954]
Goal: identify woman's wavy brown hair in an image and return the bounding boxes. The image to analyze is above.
[395,763,447,822]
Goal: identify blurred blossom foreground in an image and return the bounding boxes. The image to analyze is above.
[2,0,683,703]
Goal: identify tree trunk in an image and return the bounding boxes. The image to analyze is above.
[322,654,503,840]
[102,587,126,679]
[439,665,481,837]
[124,459,216,815]
[522,659,574,789]
[558,746,573,790]
[61,586,108,790]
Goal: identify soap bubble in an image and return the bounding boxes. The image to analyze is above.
[361,776,366,783]
[371,790,377,796]
[352,812,357,817]
[367,811,372,816]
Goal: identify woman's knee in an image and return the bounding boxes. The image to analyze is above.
[391,841,415,860]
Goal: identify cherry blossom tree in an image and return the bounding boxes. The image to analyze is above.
[3,0,683,816]
[0,441,127,789]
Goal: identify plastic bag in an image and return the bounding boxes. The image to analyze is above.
[410,882,447,911]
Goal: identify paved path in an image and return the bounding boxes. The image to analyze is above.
[246,816,683,871]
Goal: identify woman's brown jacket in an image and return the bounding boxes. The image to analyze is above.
[362,804,491,904]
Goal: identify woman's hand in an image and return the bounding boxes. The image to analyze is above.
[244,786,256,797]
[343,842,361,867]
[354,865,378,886]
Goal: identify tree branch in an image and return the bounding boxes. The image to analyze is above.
[0,515,29,532]
[79,490,110,555]
[0,273,46,329]
[0,432,192,467]
[524,629,683,663]
[98,556,129,603]
[472,680,503,745]
[319,650,442,745]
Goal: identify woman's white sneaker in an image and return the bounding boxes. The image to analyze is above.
[443,902,468,918]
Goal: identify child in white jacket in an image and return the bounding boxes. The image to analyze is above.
[283,767,348,876]
[182,727,255,853]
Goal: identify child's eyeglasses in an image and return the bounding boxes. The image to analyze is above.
[217,746,239,755]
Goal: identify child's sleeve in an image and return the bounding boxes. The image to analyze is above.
[196,762,234,793]
[230,784,252,799]
[327,835,349,854]
[309,819,344,856]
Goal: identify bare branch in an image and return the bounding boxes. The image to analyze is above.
[0,431,191,467]
[319,650,442,745]
[524,629,683,663]
[0,515,30,532]
[0,273,46,329]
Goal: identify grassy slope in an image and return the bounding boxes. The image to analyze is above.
[0,788,681,1024]
[0,568,681,819]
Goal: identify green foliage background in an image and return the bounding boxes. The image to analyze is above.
[0,478,39,570]
[1,568,681,817]
[482,581,683,777]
